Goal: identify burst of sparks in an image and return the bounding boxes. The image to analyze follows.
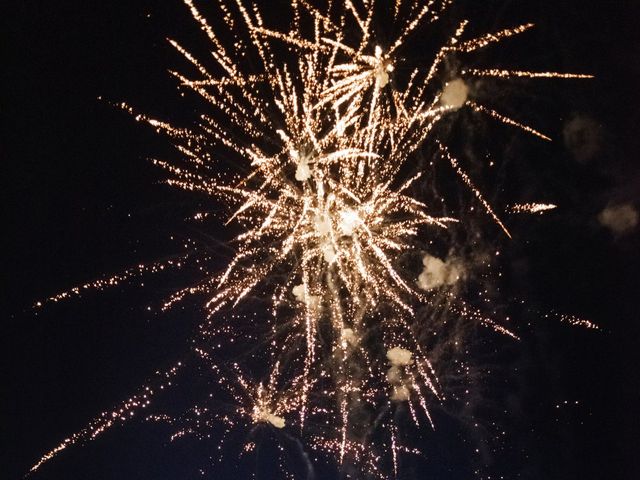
[29,0,595,477]
[29,363,182,474]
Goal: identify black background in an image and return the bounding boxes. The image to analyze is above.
[3,1,639,479]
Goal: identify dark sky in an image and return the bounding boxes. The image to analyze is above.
[3,1,640,479]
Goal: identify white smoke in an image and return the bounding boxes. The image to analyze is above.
[295,161,311,182]
[341,328,359,348]
[373,46,392,89]
[598,203,638,236]
[390,384,411,402]
[321,242,337,263]
[386,347,413,402]
[313,212,338,263]
[291,148,312,182]
[266,413,285,428]
[338,208,361,236]
[292,283,320,309]
[257,409,286,428]
[417,254,465,290]
[386,346,413,366]
[563,114,603,163]
[440,78,469,110]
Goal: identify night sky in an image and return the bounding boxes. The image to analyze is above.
[3,1,640,479]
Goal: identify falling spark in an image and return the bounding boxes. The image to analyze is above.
[463,68,594,79]
[508,203,558,214]
[29,363,182,474]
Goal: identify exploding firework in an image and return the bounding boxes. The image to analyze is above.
[29,0,596,477]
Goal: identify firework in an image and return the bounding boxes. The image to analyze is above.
[29,363,182,474]
[29,0,594,477]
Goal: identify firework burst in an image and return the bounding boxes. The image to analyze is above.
[29,0,595,477]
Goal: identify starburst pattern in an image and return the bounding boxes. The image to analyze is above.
[29,0,595,477]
